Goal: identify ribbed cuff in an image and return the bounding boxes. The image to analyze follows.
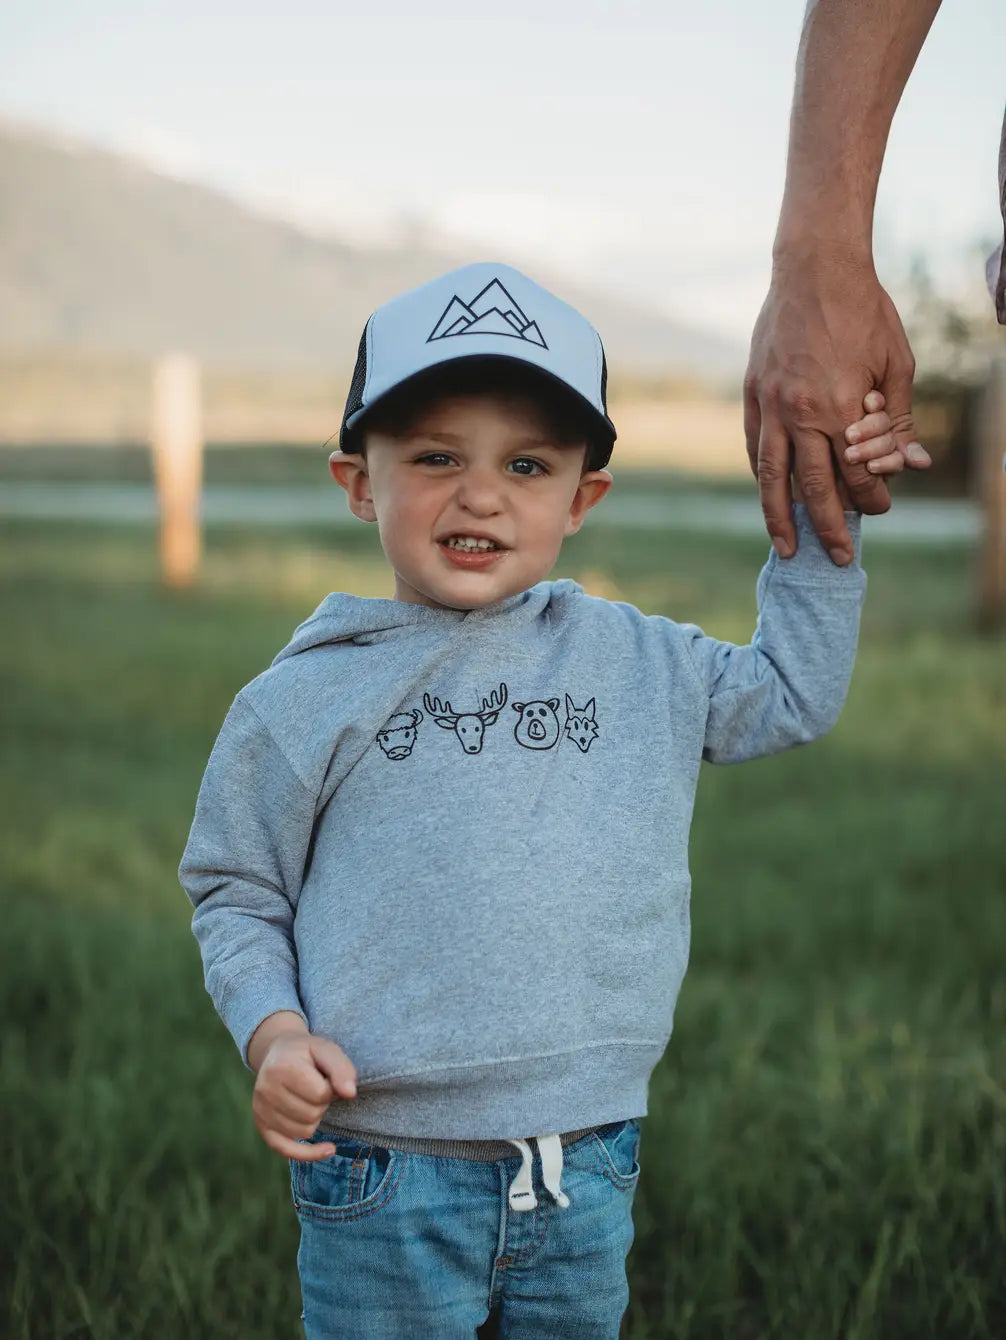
[771,502,863,579]
[219,973,309,1071]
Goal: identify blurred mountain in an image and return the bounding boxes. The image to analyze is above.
[0,118,745,379]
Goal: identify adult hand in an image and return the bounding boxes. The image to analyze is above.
[744,248,932,565]
[252,1030,358,1161]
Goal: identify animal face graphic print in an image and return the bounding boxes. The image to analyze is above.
[376,683,600,759]
[563,695,598,753]
[512,698,561,750]
[376,709,424,760]
[423,683,508,755]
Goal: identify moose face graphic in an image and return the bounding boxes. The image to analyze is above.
[423,683,508,755]
[376,709,424,760]
[512,698,561,750]
[563,695,598,753]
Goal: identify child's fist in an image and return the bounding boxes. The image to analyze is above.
[847,389,932,472]
[252,1031,359,1161]
[790,390,920,513]
[843,390,902,477]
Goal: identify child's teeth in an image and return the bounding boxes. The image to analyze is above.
[447,537,497,550]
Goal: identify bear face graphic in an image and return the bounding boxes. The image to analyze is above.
[512,698,561,750]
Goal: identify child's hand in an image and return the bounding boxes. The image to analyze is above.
[843,389,910,478]
[791,390,910,512]
[252,1031,359,1161]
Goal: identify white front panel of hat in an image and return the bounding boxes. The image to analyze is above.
[364,262,604,415]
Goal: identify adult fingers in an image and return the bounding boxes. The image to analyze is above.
[790,426,854,564]
[757,411,796,557]
[903,445,933,469]
[834,448,892,516]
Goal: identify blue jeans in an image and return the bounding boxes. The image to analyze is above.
[288,1118,642,1339]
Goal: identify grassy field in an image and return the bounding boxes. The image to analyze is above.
[1,495,1004,1339]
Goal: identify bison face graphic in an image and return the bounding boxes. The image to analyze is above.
[512,698,560,750]
[376,709,423,760]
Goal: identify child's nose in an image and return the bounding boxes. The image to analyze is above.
[455,468,504,514]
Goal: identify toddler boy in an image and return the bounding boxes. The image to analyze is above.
[178,262,899,1339]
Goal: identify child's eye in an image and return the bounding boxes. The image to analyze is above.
[508,458,547,476]
[414,453,455,467]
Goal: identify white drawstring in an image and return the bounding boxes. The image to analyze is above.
[505,1133,570,1212]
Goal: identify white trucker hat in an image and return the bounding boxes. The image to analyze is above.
[338,261,617,469]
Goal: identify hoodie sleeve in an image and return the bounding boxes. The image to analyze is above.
[178,691,313,1071]
[679,503,867,764]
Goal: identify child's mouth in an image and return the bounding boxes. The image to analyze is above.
[438,536,509,569]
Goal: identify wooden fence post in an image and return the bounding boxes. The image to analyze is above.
[151,353,202,588]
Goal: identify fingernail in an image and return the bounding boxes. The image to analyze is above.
[343,1082,357,1098]
[845,447,859,463]
[905,442,931,465]
[829,548,850,566]
[772,538,792,558]
[866,461,878,472]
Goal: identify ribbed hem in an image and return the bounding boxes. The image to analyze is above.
[315,1039,663,1142]
[316,1121,615,1161]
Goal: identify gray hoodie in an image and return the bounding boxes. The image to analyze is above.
[178,502,865,1140]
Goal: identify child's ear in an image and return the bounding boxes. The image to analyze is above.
[565,469,613,536]
[329,450,377,523]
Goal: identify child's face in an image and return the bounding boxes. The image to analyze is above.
[329,389,612,610]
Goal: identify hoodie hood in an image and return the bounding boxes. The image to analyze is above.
[270,578,585,666]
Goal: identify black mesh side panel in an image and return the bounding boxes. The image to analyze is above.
[339,322,370,449]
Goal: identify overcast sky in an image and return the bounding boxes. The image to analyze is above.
[2,0,1002,341]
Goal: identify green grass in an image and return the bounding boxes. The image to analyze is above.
[1,510,1004,1339]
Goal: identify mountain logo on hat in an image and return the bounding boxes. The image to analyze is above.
[426,278,548,349]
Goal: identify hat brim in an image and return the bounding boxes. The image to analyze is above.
[340,352,616,469]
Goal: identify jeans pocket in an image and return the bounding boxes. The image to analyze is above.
[289,1132,405,1223]
[589,1118,642,1189]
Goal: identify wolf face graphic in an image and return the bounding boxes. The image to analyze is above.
[563,695,599,753]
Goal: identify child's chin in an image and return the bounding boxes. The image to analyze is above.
[432,577,531,611]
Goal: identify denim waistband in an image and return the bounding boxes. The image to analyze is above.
[316,1121,608,1162]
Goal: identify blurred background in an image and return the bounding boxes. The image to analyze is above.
[2,2,1004,1338]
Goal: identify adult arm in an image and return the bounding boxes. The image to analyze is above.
[746,0,942,565]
